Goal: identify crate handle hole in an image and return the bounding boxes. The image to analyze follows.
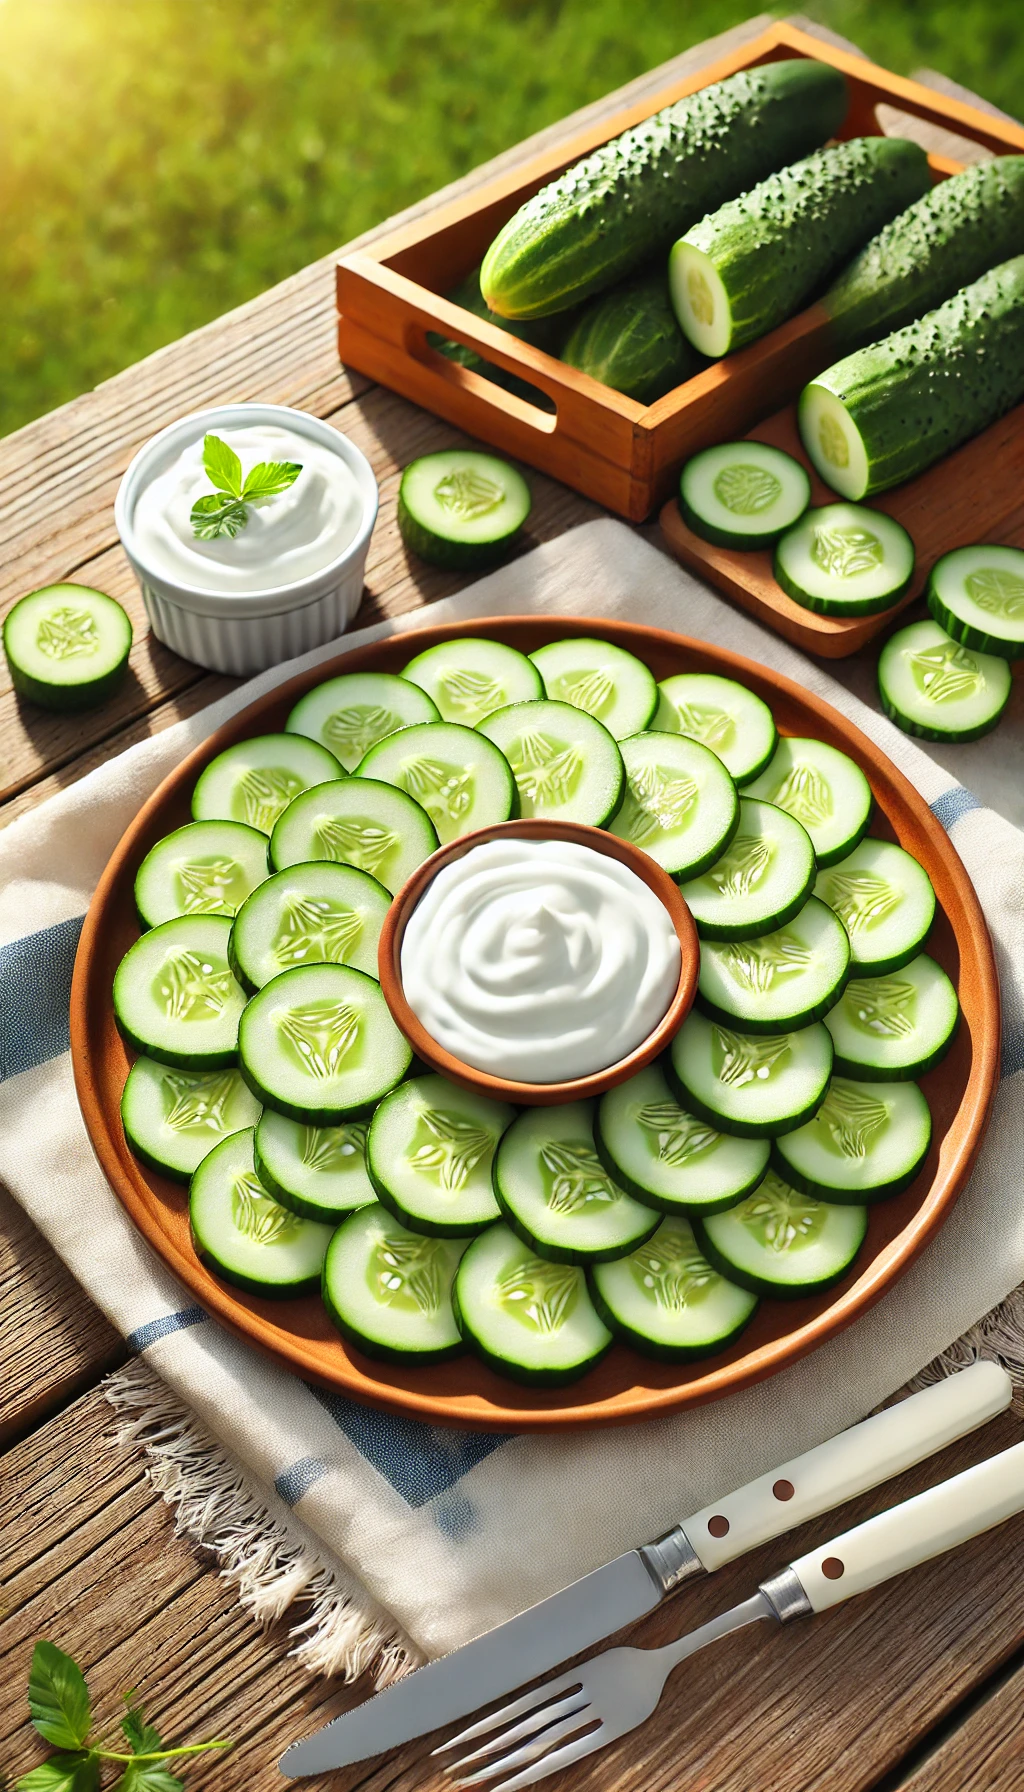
[407,323,560,434]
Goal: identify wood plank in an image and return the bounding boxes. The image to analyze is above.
[893,1656,1024,1790]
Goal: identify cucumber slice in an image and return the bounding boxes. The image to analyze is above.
[357,720,518,844]
[401,637,542,726]
[229,862,391,992]
[113,915,247,1068]
[254,1110,375,1221]
[238,963,412,1123]
[3,583,132,711]
[269,775,438,896]
[772,1076,932,1203]
[322,1204,467,1362]
[398,451,532,571]
[696,895,850,1034]
[286,671,439,771]
[528,637,658,740]
[653,673,777,786]
[589,1215,758,1360]
[607,731,738,879]
[696,1170,867,1298]
[668,1008,833,1139]
[679,443,811,549]
[744,736,873,867]
[824,952,959,1081]
[192,734,342,835]
[367,1075,512,1236]
[774,504,915,616]
[134,820,270,930]
[493,1101,658,1264]
[679,798,815,940]
[878,619,1012,742]
[190,1128,334,1298]
[596,1062,769,1215]
[454,1223,612,1386]
[478,700,624,826]
[121,1057,261,1183]
[926,543,1024,660]
[814,838,934,976]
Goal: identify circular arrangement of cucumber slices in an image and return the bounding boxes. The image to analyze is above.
[493,1102,658,1263]
[926,544,1024,660]
[4,583,132,712]
[653,673,777,785]
[357,719,518,844]
[479,699,624,826]
[192,734,342,835]
[669,1009,834,1139]
[134,820,270,929]
[269,775,439,895]
[696,895,850,1034]
[121,1057,261,1182]
[679,443,811,550]
[608,730,738,878]
[878,619,1012,742]
[402,637,542,725]
[286,671,439,770]
[745,736,873,866]
[775,503,915,616]
[772,1076,932,1203]
[824,953,959,1081]
[190,1128,335,1298]
[454,1223,612,1385]
[590,1215,758,1360]
[114,914,247,1068]
[814,837,934,976]
[229,862,391,991]
[679,798,814,940]
[398,451,532,571]
[323,1204,467,1362]
[367,1075,511,1236]
[596,1062,769,1214]
[238,963,412,1123]
[529,638,658,740]
[254,1110,375,1222]
[696,1170,868,1299]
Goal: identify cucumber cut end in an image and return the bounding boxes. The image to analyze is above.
[799,384,870,501]
[669,241,733,358]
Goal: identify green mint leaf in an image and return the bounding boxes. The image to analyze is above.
[240,459,302,502]
[27,1644,92,1751]
[121,1703,162,1758]
[190,493,249,540]
[112,1762,183,1792]
[16,1752,99,1792]
[201,433,243,498]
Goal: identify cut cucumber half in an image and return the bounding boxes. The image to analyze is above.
[478,699,624,826]
[3,583,132,711]
[926,543,1024,660]
[653,673,777,786]
[596,1061,769,1215]
[679,443,811,549]
[322,1204,467,1362]
[798,380,870,500]
[454,1223,612,1386]
[398,451,532,571]
[878,619,1012,742]
[589,1215,758,1360]
[668,1008,833,1139]
[745,736,873,866]
[254,1110,375,1221]
[357,720,518,844]
[401,637,542,726]
[679,798,815,940]
[192,734,342,835]
[190,1128,334,1298]
[269,775,438,896]
[772,1076,932,1203]
[528,637,658,740]
[367,1074,513,1236]
[774,504,915,616]
[286,671,439,771]
[493,1101,658,1264]
[134,820,269,930]
[113,915,247,1068]
[607,730,738,879]
[696,895,851,1034]
[696,1169,867,1298]
[238,962,412,1123]
[229,862,391,991]
[121,1056,261,1182]
[814,837,934,976]
[824,952,959,1081]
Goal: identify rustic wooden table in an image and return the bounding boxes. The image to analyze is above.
[2,17,1023,1792]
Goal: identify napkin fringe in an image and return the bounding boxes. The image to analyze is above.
[905,1282,1024,1404]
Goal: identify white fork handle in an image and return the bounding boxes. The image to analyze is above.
[685,1361,1010,1571]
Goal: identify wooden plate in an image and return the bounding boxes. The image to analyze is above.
[71,617,1001,1431]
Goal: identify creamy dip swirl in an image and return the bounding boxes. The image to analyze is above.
[131,424,364,594]
[400,839,680,1082]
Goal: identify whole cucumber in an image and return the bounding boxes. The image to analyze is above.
[560,269,703,403]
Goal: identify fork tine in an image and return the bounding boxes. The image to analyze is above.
[434,1669,586,1752]
[488,1727,610,1792]
[449,1710,600,1788]
[445,1690,591,1769]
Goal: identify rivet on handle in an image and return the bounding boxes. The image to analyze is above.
[821,1557,846,1580]
[707,1515,730,1538]
[772,1479,795,1502]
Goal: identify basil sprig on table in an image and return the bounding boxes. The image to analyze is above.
[190,432,302,540]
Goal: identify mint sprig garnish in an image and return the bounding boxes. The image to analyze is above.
[190,432,301,540]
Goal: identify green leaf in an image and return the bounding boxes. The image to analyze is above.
[113,1762,183,1792]
[15,1752,99,1792]
[202,433,243,497]
[189,493,248,539]
[240,458,302,501]
[27,1643,92,1751]
[121,1703,162,1758]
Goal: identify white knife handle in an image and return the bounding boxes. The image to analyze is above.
[684,1362,1011,1572]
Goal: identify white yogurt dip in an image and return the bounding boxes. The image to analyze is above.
[131,423,365,594]
[400,838,680,1082]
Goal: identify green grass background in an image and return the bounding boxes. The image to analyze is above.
[1,0,1019,438]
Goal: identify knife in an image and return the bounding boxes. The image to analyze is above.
[280,1360,1010,1776]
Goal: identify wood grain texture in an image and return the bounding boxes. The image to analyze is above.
[896,1657,1024,1790]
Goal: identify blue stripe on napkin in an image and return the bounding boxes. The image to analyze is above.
[0,914,85,1082]
[930,787,983,831]
[276,1455,330,1508]
[127,1306,208,1353]
[307,1385,508,1506]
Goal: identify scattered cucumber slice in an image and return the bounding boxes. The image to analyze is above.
[454,1222,612,1386]
[774,504,915,616]
[113,914,247,1069]
[528,637,658,740]
[668,1008,833,1139]
[696,895,851,1034]
[254,1110,375,1221]
[824,952,959,1081]
[679,443,810,549]
[190,1128,334,1298]
[772,1076,932,1203]
[192,734,342,835]
[744,736,873,866]
[367,1075,513,1236]
[357,719,518,844]
[878,619,1012,741]
[402,637,542,725]
[238,962,412,1123]
[4,583,132,711]
[286,671,439,771]
[269,775,438,895]
[679,798,815,940]
[653,673,777,785]
[607,730,738,879]
[121,1056,261,1183]
[696,1169,867,1298]
[596,1061,769,1215]
[134,820,269,930]
[926,543,1024,660]
[478,699,624,826]
[322,1204,467,1362]
[398,451,532,571]
[229,862,391,991]
[589,1215,758,1360]
[814,837,934,976]
[493,1101,658,1264]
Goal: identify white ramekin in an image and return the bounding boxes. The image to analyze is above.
[114,402,379,676]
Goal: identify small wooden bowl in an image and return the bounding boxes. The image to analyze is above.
[377,819,700,1106]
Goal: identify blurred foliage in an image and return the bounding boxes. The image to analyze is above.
[1,0,1020,437]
